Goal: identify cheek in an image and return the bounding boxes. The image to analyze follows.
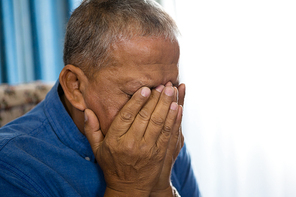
[88,94,129,135]
[98,105,119,135]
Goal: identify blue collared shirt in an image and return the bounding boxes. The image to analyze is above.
[0,81,200,196]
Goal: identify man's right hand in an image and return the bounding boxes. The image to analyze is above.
[84,84,180,196]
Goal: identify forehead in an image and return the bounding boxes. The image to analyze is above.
[111,37,180,65]
[95,37,180,90]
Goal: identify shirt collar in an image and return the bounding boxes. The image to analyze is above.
[43,80,95,162]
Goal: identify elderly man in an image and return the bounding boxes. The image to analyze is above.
[0,0,199,196]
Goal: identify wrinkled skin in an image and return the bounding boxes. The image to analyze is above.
[62,37,185,196]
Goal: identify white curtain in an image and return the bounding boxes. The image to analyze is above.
[161,0,296,197]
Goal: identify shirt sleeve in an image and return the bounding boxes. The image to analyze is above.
[171,143,200,197]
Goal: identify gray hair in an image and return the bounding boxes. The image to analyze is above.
[63,0,179,78]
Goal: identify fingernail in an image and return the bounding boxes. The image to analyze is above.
[164,86,174,96]
[155,85,164,92]
[84,110,88,122]
[141,87,150,97]
[170,102,178,110]
[166,81,173,87]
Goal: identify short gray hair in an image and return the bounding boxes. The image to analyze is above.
[63,0,179,78]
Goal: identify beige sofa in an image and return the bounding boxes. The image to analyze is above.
[0,82,53,127]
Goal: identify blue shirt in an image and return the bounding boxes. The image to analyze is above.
[0,81,200,197]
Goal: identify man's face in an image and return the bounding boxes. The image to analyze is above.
[84,37,180,135]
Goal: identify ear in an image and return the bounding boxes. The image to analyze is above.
[59,65,88,111]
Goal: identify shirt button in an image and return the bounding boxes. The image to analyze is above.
[85,157,90,161]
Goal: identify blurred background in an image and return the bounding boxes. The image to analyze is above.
[1,0,296,196]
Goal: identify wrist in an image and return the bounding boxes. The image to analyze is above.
[150,185,181,197]
[104,186,150,197]
[150,185,174,197]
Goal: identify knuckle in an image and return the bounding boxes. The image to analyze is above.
[138,108,150,121]
[156,131,171,147]
[161,130,171,138]
[123,142,136,154]
[121,138,138,152]
[173,127,180,137]
[163,124,173,133]
[151,115,165,127]
[119,110,134,122]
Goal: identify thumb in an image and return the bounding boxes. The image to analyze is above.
[84,109,104,154]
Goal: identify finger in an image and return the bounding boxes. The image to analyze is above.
[171,105,184,160]
[177,83,186,106]
[108,87,151,138]
[174,105,184,159]
[166,81,178,103]
[144,86,175,145]
[128,85,164,140]
[84,109,104,154]
[166,82,179,103]
[154,105,183,183]
[167,105,182,155]
[174,86,178,103]
[162,105,183,169]
[155,102,179,155]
